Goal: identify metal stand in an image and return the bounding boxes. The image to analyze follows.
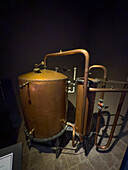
[24,125,70,158]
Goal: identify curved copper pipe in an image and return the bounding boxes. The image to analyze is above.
[95,83,128,149]
[66,122,76,147]
[44,49,90,142]
[89,65,107,81]
[89,65,107,89]
[89,65,128,150]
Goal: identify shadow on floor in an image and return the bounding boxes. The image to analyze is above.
[96,108,128,153]
[23,99,128,158]
[28,100,106,158]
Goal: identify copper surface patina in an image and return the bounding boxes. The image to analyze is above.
[75,78,99,136]
[18,69,68,138]
[18,49,128,150]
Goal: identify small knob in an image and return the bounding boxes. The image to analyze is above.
[55,67,59,72]
[41,61,44,65]
[33,68,41,73]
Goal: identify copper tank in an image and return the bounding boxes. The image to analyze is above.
[18,69,68,139]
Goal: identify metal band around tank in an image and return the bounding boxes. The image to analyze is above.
[25,125,68,143]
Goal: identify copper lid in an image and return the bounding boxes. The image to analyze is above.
[18,69,68,81]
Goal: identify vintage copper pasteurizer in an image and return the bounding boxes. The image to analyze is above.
[18,68,68,141]
[18,49,128,150]
[18,49,90,145]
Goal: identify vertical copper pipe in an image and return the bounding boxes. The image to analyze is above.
[95,83,128,149]
[89,65,107,148]
[44,49,90,142]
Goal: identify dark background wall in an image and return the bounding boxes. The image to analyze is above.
[0,0,128,124]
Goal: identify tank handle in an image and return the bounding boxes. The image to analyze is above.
[19,81,29,89]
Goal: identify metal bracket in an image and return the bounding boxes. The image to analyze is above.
[19,82,29,89]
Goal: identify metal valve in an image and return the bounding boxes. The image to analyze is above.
[98,99,109,110]
[33,61,45,72]
[33,67,41,73]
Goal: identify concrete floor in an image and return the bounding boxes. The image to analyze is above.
[17,90,128,170]
[17,120,128,170]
